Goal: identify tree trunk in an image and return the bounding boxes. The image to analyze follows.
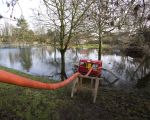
[98,32,102,60]
[60,49,67,80]
[54,38,57,62]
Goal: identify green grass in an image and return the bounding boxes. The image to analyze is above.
[0,66,70,120]
[0,66,150,120]
[74,44,110,49]
[0,65,48,81]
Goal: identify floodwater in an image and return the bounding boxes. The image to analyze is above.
[0,46,149,89]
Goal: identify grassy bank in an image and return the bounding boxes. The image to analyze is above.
[0,66,70,120]
[74,44,110,49]
[0,66,150,120]
[74,44,115,54]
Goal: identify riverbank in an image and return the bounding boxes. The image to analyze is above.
[0,66,150,120]
[0,42,112,52]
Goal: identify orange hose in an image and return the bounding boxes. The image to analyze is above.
[0,70,80,90]
[85,67,93,76]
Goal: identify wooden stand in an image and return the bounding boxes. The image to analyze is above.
[71,75,103,103]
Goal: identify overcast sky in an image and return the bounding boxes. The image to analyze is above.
[0,0,41,29]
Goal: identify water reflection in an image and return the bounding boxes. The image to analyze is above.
[0,47,149,87]
[20,48,32,72]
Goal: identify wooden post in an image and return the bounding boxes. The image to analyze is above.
[78,77,83,90]
[91,78,94,88]
[93,78,99,103]
[71,78,78,98]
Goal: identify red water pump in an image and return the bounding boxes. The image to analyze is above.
[78,59,102,77]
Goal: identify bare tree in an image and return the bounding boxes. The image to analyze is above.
[117,0,150,53]
[0,0,21,19]
[85,0,147,60]
[1,22,14,42]
[33,0,95,80]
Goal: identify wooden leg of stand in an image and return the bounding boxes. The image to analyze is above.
[78,77,82,90]
[91,78,94,88]
[71,78,78,98]
[93,78,99,103]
